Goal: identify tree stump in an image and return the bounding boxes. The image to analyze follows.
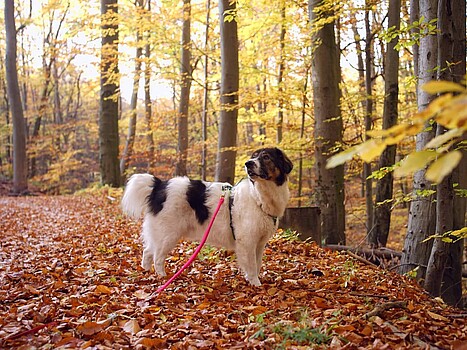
[279,207,321,245]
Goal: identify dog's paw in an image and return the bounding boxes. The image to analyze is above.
[154,266,167,277]
[141,261,152,271]
[247,276,261,287]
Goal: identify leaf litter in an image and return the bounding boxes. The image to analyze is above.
[0,194,466,349]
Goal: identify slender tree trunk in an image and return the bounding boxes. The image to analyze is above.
[201,0,211,181]
[364,2,374,236]
[309,0,345,245]
[370,0,401,248]
[400,0,437,278]
[5,0,28,194]
[99,0,120,187]
[176,0,192,176]
[276,1,286,144]
[144,0,155,172]
[120,0,144,179]
[216,0,239,184]
[297,61,310,208]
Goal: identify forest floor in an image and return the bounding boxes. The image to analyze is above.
[1,190,466,349]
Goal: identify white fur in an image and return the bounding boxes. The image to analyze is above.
[122,157,291,286]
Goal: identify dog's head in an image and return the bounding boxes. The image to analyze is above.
[245,148,293,186]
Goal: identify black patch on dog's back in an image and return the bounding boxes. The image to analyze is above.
[187,180,209,224]
[147,177,168,215]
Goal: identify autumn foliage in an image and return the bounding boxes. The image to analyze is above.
[1,192,465,348]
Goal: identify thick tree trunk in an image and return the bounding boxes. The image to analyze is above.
[434,0,465,307]
[216,0,238,184]
[99,0,120,187]
[400,0,437,279]
[5,0,28,194]
[370,0,401,247]
[176,0,192,176]
[446,0,466,307]
[424,126,453,297]
[309,0,345,245]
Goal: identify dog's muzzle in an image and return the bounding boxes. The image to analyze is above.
[245,160,267,179]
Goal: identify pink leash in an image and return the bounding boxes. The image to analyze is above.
[156,194,226,294]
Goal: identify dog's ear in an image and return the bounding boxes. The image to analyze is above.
[274,148,293,174]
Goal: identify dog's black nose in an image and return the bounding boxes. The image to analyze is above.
[245,160,255,167]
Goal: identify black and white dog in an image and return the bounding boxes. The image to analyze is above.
[122,147,293,286]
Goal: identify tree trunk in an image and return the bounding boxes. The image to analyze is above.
[215,0,239,184]
[201,0,211,181]
[364,5,374,237]
[99,0,120,187]
[309,0,345,245]
[297,60,310,208]
[120,0,144,179]
[4,0,28,194]
[370,0,400,248]
[433,0,465,307]
[445,0,466,308]
[424,128,453,297]
[176,0,192,176]
[144,0,155,172]
[276,1,286,144]
[400,0,437,279]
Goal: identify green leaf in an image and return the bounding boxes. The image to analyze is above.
[422,81,465,94]
[425,150,463,183]
[394,150,437,178]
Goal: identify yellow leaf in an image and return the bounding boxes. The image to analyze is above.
[385,132,406,145]
[367,123,407,138]
[425,151,463,183]
[394,150,437,178]
[359,139,387,163]
[426,93,454,116]
[422,80,465,94]
[326,145,360,169]
[424,128,464,149]
[435,95,467,130]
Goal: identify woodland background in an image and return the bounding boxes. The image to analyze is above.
[1,0,466,313]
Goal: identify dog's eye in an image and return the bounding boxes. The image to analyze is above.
[262,154,270,160]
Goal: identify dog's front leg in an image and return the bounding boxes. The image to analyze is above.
[255,241,267,277]
[236,243,261,286]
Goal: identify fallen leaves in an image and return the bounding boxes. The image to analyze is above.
[0,194,466,349]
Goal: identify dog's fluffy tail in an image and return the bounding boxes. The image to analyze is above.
[122,174,155,218]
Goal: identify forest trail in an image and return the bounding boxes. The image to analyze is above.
[0,194,466,349]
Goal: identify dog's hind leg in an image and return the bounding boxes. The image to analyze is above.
[141,247,154,271]
[152,234,180,277]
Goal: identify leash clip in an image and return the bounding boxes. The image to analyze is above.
[221,184,233,198]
